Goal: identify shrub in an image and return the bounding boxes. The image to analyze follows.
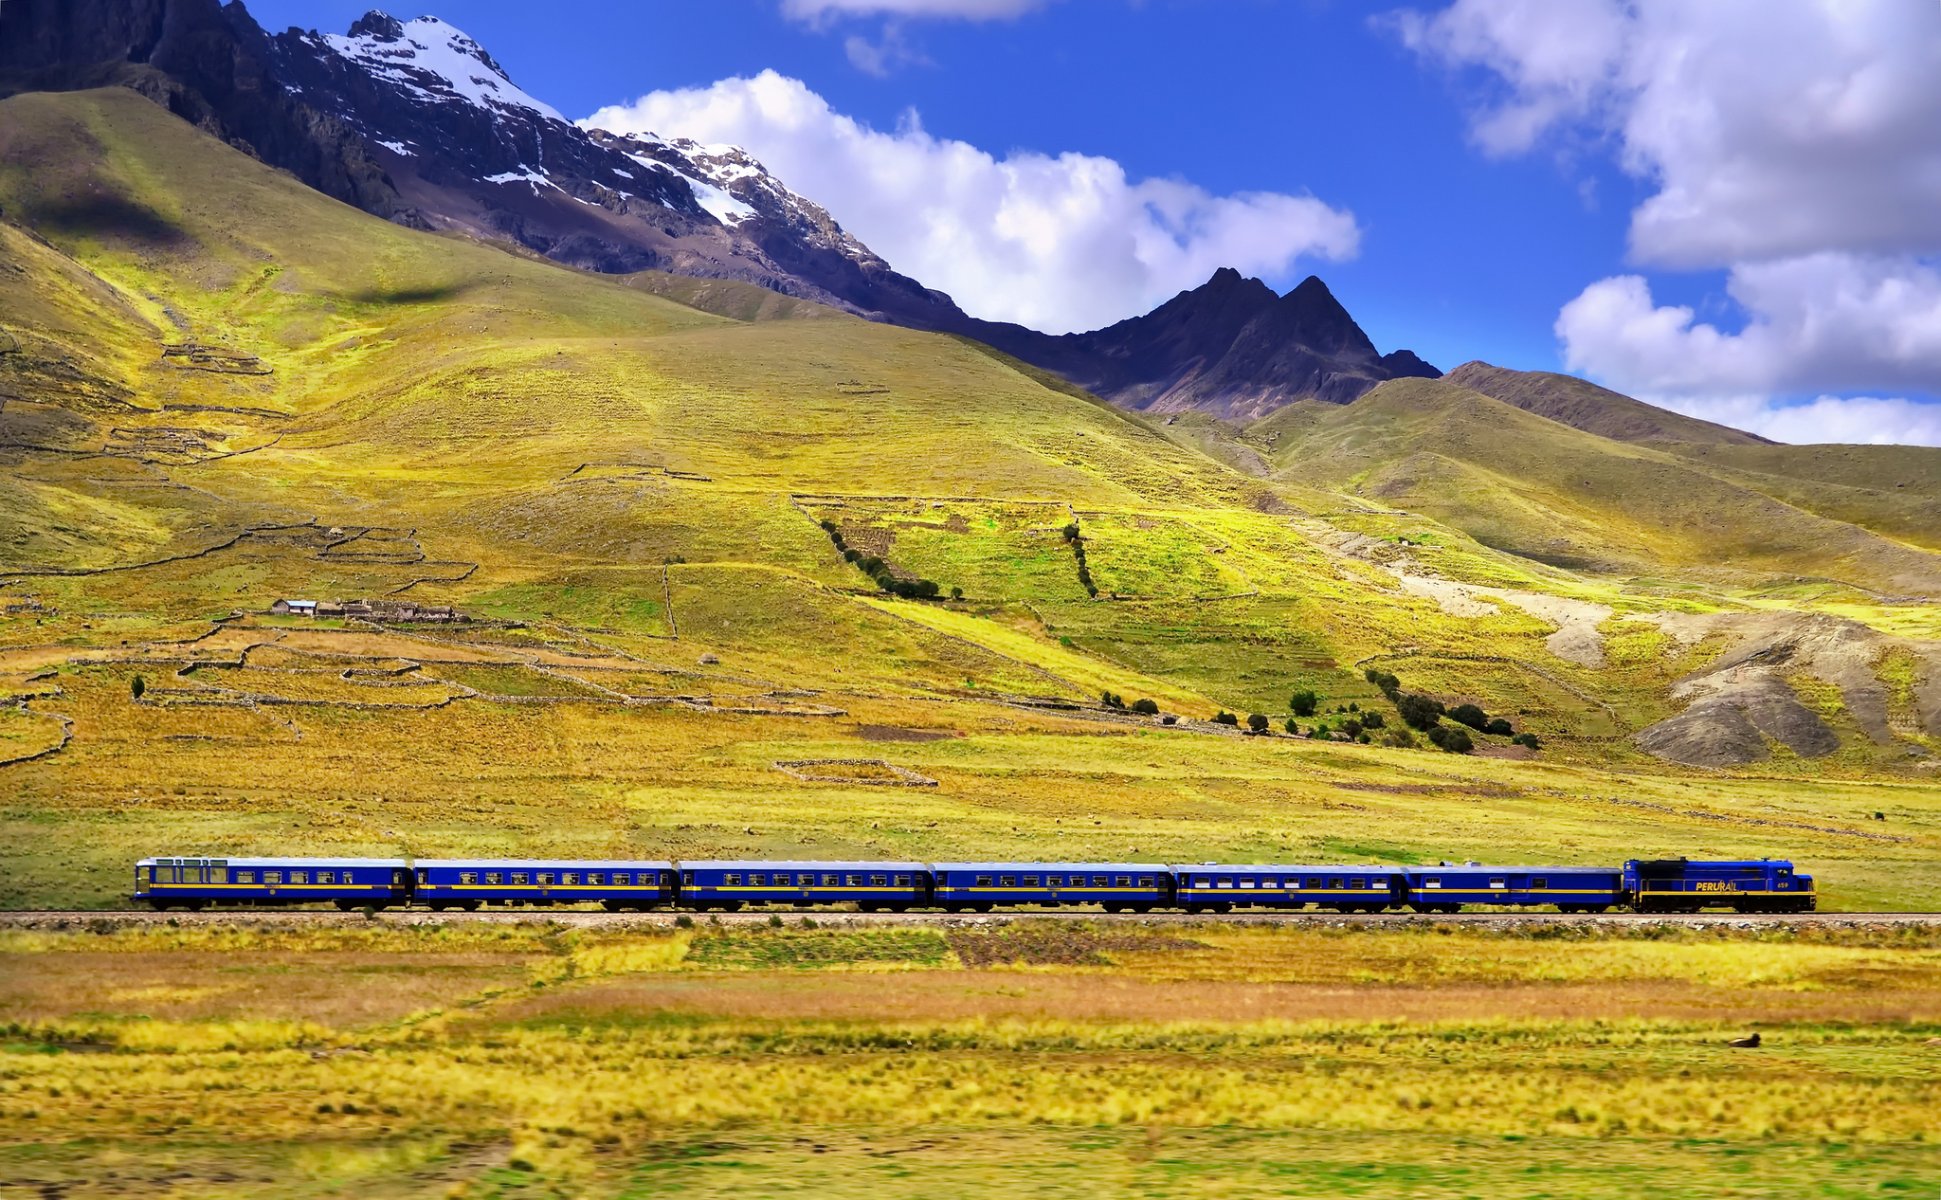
[1347,702,1359,712]
[1448,703,1490,731]
[1130,698,1159,715]
[1359,710,1385,730]
[1213,711,1238,726]
[1061,522,1080,541]
[1427,726,1473,754]
[1289,690,1319,717]
[1381,727,1417,749]
[1357,733,1371,744]
[1396,693,1444,731]
[674,914,695,929]
[1285,718,1299,734]
[950,586,963,601]
[1364,668,1400,696]
[916,579,941,599]
[859,555,884,575]
[1246,713,1269,733]
[130,675,145,701]
[1307,724,1330,740]
[1485,717,1514,736]
[767,913,785,928]
[1512,732,1543,751]
[1340,718,1363,739]
[1160,715,1177,726]
[1101,691,1124,709]
[843,548,861,563]
[818,518,837,532]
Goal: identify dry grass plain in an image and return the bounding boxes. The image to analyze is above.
[1,920,1938,1197]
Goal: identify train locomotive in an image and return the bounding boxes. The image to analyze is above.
[132,854,1816,914]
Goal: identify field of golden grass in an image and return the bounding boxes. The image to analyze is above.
[1,919,1936,1197]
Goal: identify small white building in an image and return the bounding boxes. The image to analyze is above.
[271,599,318,616]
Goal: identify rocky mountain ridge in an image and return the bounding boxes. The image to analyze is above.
[0,0,1437,414]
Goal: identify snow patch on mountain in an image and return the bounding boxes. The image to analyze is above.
[484,168,558,192]
[622,151,753,226]
[322,16,564,123]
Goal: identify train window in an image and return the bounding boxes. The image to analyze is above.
[725,874,741,886]
[1139,876,1154,887]
[1023,875,1040,887]
[871,874,888,886]
[1116,876,1132,887]
[265,871,282,884]
[1001,876,1017,887]
[822,874,839,886]
[683,872,695,885]
[1259,877,1275,888]
[846,874,863,886]
[976,876,993,886]
[1327,877,1343,889]
[1489,878,1506,890]
[562,873,578,886]
[895,874,911,886]
[1094,876,1110,887]
[536,873,554,886]
[210,868,227,884]
[1349,878,1366,890]
[1216,878,1233,889]
[1531,878,1548,890]
[511,872,530,885]
[236,871,255,884]
[290,871,308,885]
[461,872,478,885]
[1239,878,1255,889]
[316,871,333,884]
[1307,877,1322,889]
[486,873,503,885]
[749,874,766,887]
[586,873,603,886]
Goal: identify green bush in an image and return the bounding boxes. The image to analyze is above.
[1397,693,1444,730]
[1340,718,1363,739]
[1213,711,1238,726]
[1486,717,1514,736]
[1289,690,1319,717]
[1246,713,1269,733]
[1101,691,1125,709]
[1130,698,1159,715]
[1512,732,1543,751]
[1448,703,1490,730]
[1359,710,1385,729]
[1427,726,1474,754]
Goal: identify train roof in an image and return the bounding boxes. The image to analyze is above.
[138,856,409,867]
[415,859,674,870]
[931,862,1171,872]
[1173,863,1406,873]
[680,860,927,871]
[1625,858,1794,869]
[1406,865,1619,874]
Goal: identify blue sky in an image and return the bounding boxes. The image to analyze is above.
[249,1,1941,444]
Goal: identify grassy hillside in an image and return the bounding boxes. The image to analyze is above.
[0,89,1938,911]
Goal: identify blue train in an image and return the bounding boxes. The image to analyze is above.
[132,854,1817,913]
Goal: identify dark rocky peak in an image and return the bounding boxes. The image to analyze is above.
[1265,274,1376,357]
[345,12,405,41]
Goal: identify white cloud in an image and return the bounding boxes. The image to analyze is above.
[584,72,1360,333]
[1556,256,1941,398]
[783,0,1050,19]
[1393,0,1941,445]
[1647,393,1941,449]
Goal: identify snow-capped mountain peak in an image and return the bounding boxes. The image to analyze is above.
[321,13,564,123]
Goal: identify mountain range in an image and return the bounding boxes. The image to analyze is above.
[0,0,1438,416]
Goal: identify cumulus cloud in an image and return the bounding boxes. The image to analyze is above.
[1556,256,1941,398]
[1649,394,1941,449]
[585,72,1360,333]
[1392,0,1941,444]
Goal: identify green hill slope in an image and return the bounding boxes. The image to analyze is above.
[0,89,1937,910]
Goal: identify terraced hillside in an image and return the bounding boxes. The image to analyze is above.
[2,89,1939,910]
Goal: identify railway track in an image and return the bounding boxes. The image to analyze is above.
[7,909,1939,929]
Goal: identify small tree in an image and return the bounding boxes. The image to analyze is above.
[818,518,837,532]
[1285,718,1299,734]
[859,555,884,575]
[1307,724,1330,740]
[1213,711,1238,726]
[1364,668,1400,696]
[1341,718,1363,739]
[1381,727,1417,749]
[131,675,146,701]
[1397,693,1443,731]
[950,586,964,601]
[1485,717,1514,736]
[916,579,941,599]
[1101,691,1125,709]
[1130,698,1159,716]
[1359,710,1386,730]
[1061,522,1080,541]
[1289,690,1319,717]
[1246,713,1269,733]
[1448,703,1490,731]
[1512,732,1543,751]
[1427,726,1473,754]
